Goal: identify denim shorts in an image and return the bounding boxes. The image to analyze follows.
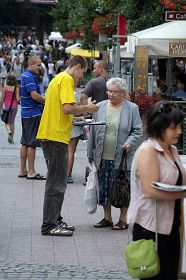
[21,116,41,148]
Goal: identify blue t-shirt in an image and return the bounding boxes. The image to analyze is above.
[21,69,43,118]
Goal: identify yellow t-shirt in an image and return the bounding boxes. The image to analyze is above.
[36,71,75,144]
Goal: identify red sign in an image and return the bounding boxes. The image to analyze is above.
[117,16,127,45]
[165,11,186,21]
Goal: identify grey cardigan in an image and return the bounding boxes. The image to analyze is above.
[87,100,143,170]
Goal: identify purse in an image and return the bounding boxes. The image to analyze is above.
[1,86,16,124]
[110,150,130,208]
[125,201,160,279]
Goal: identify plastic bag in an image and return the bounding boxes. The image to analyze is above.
[84,163,99,214]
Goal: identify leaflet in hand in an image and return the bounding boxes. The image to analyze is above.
[152,182,186,192]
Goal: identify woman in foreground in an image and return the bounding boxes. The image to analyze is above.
[127,101,186,280]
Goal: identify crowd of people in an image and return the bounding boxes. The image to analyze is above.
[0,29,186,278]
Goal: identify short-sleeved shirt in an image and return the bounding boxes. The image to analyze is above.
[83,75,109,103]
[36,71,75,144]
[21,69,43,118]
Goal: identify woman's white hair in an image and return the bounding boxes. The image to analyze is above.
[106,77,129,93]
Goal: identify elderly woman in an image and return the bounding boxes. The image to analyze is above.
[87,77,143,230]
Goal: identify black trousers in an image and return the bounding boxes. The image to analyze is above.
[133,222,180,280]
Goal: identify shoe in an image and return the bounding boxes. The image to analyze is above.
[18,174,27,178]
[42,225,73,236]
[8,132,13,143]
[112,220,128,230]
[94,218,113,228]
[27,173,46,180]
[58,220,75,231]
[67,175,74,184]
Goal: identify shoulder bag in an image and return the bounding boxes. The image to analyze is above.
[110,150,130,208]
[1,86,16,124]
[125,201,160,278]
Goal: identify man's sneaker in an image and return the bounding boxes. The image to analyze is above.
[58,220,75,231]
[67,175,74,184]
[42,225,73,236]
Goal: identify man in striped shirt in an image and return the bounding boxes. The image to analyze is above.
[19,55,45,180]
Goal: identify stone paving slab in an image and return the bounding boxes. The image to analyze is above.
[0,261,131,279]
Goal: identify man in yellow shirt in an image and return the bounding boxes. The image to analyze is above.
[37,55,98,237]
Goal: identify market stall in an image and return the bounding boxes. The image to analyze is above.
[127,21,186,57]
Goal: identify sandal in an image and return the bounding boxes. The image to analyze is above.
[94,218,113,228]
[18,174,27,178]
[112,220,128,230]
[27,173,46,180]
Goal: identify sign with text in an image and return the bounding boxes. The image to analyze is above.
[134,46,148,93]
[165,11,186,21]
[169,40,186,56]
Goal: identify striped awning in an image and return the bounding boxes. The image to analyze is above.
[16,0,57,4]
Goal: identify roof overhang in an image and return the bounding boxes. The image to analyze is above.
[16,0,57,4]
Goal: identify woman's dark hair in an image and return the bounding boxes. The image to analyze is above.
[146,101,184,140]
[6,74,19,86]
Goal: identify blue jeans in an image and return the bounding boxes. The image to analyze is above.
[41,141,68,233]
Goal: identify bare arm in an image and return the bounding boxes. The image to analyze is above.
[16,87,20,103]
[80,93,88,105]
[30,90,45,104]
[80,93,89,118]
[63,101,98,115]
[137,147,186,200]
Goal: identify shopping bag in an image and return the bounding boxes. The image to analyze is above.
[84,163,99,214]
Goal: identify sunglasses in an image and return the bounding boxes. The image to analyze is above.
[158,102,177,113]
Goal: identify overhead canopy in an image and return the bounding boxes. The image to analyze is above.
[48,32,64,41]
[71,48,100,58]
[65,43,81,54]
[127,21,186,57]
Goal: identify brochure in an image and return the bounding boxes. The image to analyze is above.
[152,182,186,192]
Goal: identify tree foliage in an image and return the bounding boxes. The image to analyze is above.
[51,0,165,47]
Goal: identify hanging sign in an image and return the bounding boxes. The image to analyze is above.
[169,40,186,56]
[134,46,148,94]
[166,11,186,21]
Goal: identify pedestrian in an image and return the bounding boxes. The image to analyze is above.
[127,101,186,280]
[1,74,20,143]
[37,55,99,237]
[10,56,23,85]
[67,88,85,184]
[80,60,110,105]
[87,77,142,230]
[19,55,45,179]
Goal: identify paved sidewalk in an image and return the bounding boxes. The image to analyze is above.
[0,107,132,280]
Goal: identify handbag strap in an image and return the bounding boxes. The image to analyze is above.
[7,86,16,113]
[119,149,127,171]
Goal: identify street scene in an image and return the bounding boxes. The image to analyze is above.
[0,0,186,280]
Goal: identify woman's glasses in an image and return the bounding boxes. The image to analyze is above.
[158,102,177,113]
[107,90,122,96]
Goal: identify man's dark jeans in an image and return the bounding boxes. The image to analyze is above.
[40,141,68,234]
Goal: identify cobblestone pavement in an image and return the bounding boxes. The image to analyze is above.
[0,261,131,279]
[0,107,132,280]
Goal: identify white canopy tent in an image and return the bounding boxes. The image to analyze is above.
[127,21,186,57]
[48,32,64,41]
[65,43,81,54]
